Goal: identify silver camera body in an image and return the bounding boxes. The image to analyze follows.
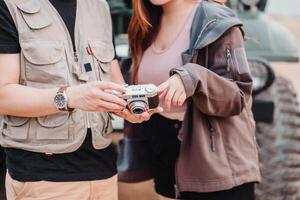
[115,84,159,114]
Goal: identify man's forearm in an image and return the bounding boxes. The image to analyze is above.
[0,84,59,117]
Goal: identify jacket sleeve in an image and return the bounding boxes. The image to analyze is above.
[170,27,253,117]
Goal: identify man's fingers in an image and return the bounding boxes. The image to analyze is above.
[141,112,150,119]
[96,81,126,93]
[122,109,131,116]
[148,106,164,115]
[96,99,125,111]
[165,87,176,111]
[114,111,126,118]
[97,91,127,107]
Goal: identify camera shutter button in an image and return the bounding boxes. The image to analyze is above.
[145,85,156,93]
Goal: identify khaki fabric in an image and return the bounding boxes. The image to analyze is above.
[6,173,118,200]
[0,0,115,154]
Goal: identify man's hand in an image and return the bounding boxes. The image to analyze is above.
[67,81,127,112]
[158,74,187,111]
[115,107,163,123]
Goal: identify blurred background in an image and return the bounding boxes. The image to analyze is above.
[266,0,300,102]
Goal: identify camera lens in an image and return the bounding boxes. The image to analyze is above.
[128,101,147,114]
[133,108,144,114]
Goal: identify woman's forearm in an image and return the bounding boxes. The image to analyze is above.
[0,84,59,117]
[111,60,126,84]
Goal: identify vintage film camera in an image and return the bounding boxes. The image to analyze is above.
[114,84,159,114]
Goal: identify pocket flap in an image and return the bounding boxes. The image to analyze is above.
[37,112,69,128]
[17,0,51,30]
[16,0,40,14]
[21,41,64,65]
[4,116,29,127]
[89,41,115,63]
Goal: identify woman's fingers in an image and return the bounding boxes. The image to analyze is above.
[158,81,169,94]
[159,88,168,100]
[165,87,176,111]
[178,93,186,106]
[172,91,183,107]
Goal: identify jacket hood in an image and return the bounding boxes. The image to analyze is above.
[183,0,244,64]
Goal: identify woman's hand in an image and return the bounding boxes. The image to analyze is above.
[67,81,127,112]
[115,107,163,123]
[158,74,187,111]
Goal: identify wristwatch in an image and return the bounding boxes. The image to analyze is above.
[54,86,74,112]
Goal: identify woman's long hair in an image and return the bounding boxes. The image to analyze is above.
[128,1,162,83]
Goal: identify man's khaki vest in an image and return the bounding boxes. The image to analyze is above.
[0,0,115,154]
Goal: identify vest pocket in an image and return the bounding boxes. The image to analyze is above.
[90,112,113,149]
[99,112,113,136]
[89,112,112,136]
[16,0,52,30]
[2,116,30,140]
[36,112,70,140]
[21,41,69,88]
[88,41,115,81]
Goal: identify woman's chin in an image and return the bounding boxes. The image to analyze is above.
[149,0,173,6]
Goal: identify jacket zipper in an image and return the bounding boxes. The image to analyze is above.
[226,47,231,72]
[174,160,181,200]
[225,46,236,81]
[204,115,216,152]
[174,183,181,199]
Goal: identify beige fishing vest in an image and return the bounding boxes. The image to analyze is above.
[0,0,115,154]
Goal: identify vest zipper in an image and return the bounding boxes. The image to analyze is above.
[73,51,90,128]
[46,1,91,130]
[204,115,216,152]
[74,51,79,62]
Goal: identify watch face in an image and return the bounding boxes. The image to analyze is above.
[54,93,67,109]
